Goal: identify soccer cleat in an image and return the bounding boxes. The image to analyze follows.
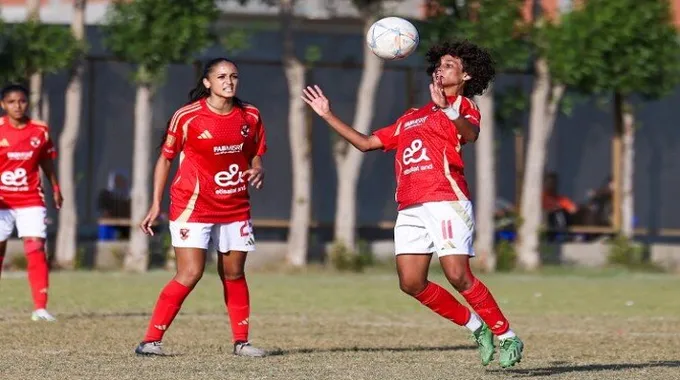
[31,309,56,322]
[233,341,266,357]
[135,341,165,356]
[499,336,524,368]
[471,323,495,366]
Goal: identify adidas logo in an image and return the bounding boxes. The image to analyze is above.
[0,138,9,147]
[238,318,249,326]
[198,130,213,139]
[154,324,168,331]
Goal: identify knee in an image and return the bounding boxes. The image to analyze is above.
[221,269,244,281]
[399,277,428,297]
[446,268,474,292]
[24,239,45,256]
[175,266,203,287]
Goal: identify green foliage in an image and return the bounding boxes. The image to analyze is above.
[542,0,680,99]
[102,0,219,84]
[220,28,252,55]
[607,235,662,272]
[329,240,374,272]
[0,21,82,83]
[494,84,528,134]
[495,240,517,272]
[304,45,322,65]
[420,0,530,72]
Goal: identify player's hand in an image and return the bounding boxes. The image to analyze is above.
[53,190,63,210]
[140,203,161,236]
[302,85,331,118]
[244,167,264,190]
[430,72,449,109]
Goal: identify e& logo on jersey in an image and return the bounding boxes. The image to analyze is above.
[214,164,247,195]
[0,168,28,190]
[402,139,430,165]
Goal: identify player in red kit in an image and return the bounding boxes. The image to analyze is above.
[302,41,523,368]
[0,84,62,322]
[135,58,267,357]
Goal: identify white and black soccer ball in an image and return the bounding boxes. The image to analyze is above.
[366,17,420,61]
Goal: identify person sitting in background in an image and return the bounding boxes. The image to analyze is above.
[542,172,577,241]
[97,171,131,239]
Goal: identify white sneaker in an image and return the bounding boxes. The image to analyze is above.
[31,309,56,322]
[233,341,266,357]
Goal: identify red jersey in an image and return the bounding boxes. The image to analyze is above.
[373,96,481,210]
[0,116,56,209]
[162,99,267,223]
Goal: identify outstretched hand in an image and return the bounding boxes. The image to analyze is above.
[302,85,331,118]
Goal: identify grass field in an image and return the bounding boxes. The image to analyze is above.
[1,267,680,380]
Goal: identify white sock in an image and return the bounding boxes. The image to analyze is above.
[498,329,516,340]
[465,313,483,332]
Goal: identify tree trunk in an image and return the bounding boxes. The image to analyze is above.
[619,95,635,238]
[516,58,564,271]
[474,86,496,272]
[332,15,384,252]
[55,0,86,270]
[281,0,311,267]
[125,83,153,272]
[27,0,42,120]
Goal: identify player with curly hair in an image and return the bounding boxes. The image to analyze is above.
[302,40,523,368]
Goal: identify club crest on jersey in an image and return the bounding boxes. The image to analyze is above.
[30,137,40,148]
[241,125,249,138]
[179,228,189,240]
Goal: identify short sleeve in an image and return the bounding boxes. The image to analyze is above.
[462,97,481,127]
[40,128,57,160]
[373,123,399,151]
[162,112,189,160]
[255,118,267,156]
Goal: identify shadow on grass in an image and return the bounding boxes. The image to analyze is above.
[268,344,474,356]
[491,360,680,377]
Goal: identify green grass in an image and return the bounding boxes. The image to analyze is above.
[1,268,680,379]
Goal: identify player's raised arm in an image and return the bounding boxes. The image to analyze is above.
[302,85,383,152]
[430,73,480,143]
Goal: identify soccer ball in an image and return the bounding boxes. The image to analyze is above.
[366,17,419,61]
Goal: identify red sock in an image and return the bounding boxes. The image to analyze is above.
[223,277,250,342]
[143,280,192,342]
[461,276,510,335]
[26,250,49,310]
[414,281,471,326]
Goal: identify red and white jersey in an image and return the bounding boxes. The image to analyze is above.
[0,116,56,209]
[373,96,480,210]
[162,99,267,223]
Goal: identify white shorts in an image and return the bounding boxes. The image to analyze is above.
[394,201,475,257]
[169,220,255,253]
[0,206,47,241]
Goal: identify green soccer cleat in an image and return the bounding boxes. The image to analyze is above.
[499,336,524,368]
[471,323,495,366]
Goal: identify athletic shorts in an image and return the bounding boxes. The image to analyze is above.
[168,220,255,253]
[394,201,475,257]
[0,206,47,241]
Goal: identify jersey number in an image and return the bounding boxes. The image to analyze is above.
[240,221,252,237]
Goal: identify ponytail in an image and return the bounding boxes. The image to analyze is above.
[187,78,210,104]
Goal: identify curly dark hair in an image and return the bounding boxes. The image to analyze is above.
[426,40,496,98]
